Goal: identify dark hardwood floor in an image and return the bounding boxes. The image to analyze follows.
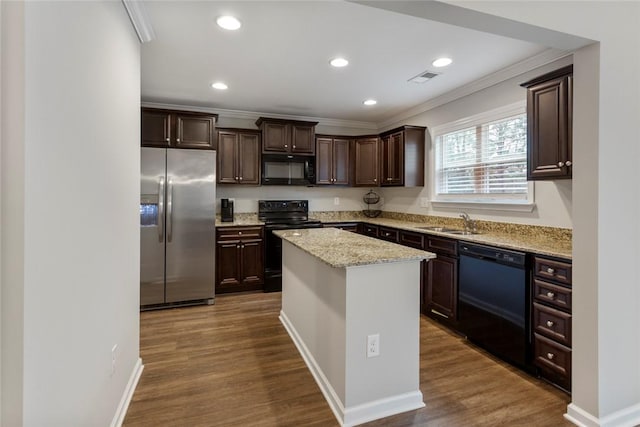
[124,292,571,426]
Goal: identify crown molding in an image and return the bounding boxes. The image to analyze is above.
[377,48,572,130]
[140,101,379,131]
[122,0,156,43]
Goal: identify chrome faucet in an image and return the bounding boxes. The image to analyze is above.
[460,212,477,233]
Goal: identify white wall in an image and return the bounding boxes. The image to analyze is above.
[2,2,141,426]
[380,56,573,228]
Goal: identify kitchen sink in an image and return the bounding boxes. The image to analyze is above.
[416,226,460,232]
[416,226,481,235]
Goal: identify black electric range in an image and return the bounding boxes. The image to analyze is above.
[259,200,323,292]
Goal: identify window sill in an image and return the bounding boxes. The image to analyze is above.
[430,200,536,213]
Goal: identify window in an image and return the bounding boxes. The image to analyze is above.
[432,102,533,210]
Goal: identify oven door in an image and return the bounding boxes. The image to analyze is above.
[263,222,323,292]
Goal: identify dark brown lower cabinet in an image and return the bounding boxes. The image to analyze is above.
[425,254,458,321]
[424,235,458,324]
[216,226,264,293]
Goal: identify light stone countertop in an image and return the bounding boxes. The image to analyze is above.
[274,227,436,268]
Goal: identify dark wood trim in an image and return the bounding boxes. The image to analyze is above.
[255,117,319,127]
[520,65,573,88]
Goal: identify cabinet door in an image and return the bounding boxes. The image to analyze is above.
[291,124,315,154]
[141,109,171,147]
[316,137,333,184]
[175,113,216,149]
[217,131,238,184]
[333,138,350,185]
[381,132,404,186]
[216,241,242,291]
[425,255,458,321]
[238,132,260,185]
[354,138,379,186]
[240,240,264,287]
[527,74,571,180]
[262,122,288,152]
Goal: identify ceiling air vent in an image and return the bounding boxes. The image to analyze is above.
[408,70,440,84]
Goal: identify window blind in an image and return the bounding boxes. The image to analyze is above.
[436,114,527,196]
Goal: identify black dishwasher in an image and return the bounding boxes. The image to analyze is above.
[458,242,530,369]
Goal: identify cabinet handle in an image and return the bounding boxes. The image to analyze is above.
[546,352,555,360]
[176,138,181,143]
[546,320,555,327]
[546,291,555,298]
[558,161,565,167]
[238,231,242,235]
[165,137,170,142]
[239,177,243,181]
[293,145,296,149]
[373,178,377,182]
[546,267,555,274]
[284,144,288,148]
[566,160,572,167]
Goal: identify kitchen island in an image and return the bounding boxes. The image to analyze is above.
[274,228,436,427]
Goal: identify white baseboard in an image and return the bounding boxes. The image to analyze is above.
[566,402,640,427]
[111,357,144,427]
[280,310,424,427]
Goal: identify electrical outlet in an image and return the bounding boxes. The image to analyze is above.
[420,197,429,208]
[334,197,340,206]
[367,334,380,358]
[111,344,118,377]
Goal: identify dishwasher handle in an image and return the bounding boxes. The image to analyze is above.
[459,242,526,268]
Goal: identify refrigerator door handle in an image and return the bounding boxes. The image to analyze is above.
[158,176,165,242]
[167,177,173,242]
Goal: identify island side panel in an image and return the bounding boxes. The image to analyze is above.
[344,261,423,413]
[280,241,348,407]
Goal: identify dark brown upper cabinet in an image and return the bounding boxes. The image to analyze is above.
[141,108,217,150]
[255,117,318,155]
[379,126,426,187]
[521,65,573,180]
[217,128,261,185]
[316,136,350,185]
[353,137,380,187]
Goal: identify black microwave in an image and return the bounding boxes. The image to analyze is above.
[261,154,315,186]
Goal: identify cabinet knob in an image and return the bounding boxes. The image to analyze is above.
[284,144,288,148]
[176,138,181,143]
[238,231,242,235]
[373,178,377,182]
[235,177,239,180]
[546,320,555,327]
[558,161,565,167]
[293,145,296,149]
[546,352,555,360]
[239,177,243,181]
[566,160,573,167]
[166,137,170,142]
[546,267,555,274]
[546,291,555,298]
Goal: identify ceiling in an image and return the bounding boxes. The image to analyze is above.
[140,1,550,124]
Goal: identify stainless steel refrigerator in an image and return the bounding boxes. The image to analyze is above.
[140,147,216,308]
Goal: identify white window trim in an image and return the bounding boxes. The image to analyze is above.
[429,101,535,212]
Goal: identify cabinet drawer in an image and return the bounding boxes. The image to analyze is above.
[533,279,572,311]
[216,226,263,241]
[399,231,425,250]
[534,333,571,379]
[533,303,572,346]
[427,236,457,256]
[360,224,379,238]
[534,257,572,285]
[378,226,399,243]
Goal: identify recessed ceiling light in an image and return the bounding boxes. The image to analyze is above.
[217,16,241,31]
[330,57,349,68]
[432,57,452,68]
[363,99,377,106]
[211,82,228,90]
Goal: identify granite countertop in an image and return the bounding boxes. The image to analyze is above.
[274,228,436,268]
[215,213,264,227]
[312,214,572,260]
